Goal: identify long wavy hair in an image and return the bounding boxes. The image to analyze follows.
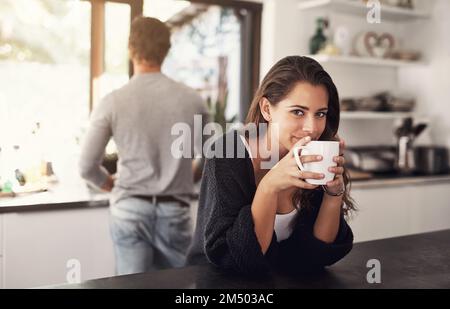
[245,56,356,217]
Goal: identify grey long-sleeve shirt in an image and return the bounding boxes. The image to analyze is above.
[79,72,208,205]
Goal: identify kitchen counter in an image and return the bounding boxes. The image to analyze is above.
[0,182,110,213]
[2,173,449,212]
[0,180,201,213]
[351,173,450,189]
[53,229,450,289]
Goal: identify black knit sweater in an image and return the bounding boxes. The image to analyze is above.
[186,131,353,274]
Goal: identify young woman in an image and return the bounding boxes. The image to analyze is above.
[187,56,356,274]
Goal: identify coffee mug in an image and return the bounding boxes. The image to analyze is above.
[293,141,339,185]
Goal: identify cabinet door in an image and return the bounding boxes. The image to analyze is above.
[0,214,3,257]
[0,256,3,289]
[3,207,115,288]
[349,183,450,243]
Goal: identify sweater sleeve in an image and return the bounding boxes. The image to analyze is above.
[278,208,354,272]
[202,157,277,274]
[79,93,113,188]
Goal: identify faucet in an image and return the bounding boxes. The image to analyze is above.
[396,135,416,175]
[394,117,427,175]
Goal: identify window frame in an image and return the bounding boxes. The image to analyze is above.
[188,0,262,121]
[86,0,261,118]
[86,0,143,112]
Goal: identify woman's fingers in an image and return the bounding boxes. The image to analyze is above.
[290,169,324,180]
[339,138,345,153]
[288,153,322,168]
[333,156,345,166]
[326,175,344,187]
[290,136,312,157]
[292,177,319,190]
[328,166,344,175]
[301,154,323,164]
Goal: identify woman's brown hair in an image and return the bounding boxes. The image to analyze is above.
[245,55,356,217]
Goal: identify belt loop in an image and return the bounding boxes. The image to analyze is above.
[152,195,156,205]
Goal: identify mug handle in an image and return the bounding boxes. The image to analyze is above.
[293,146,310,171]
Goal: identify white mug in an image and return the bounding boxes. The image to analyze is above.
[293,141,339,185]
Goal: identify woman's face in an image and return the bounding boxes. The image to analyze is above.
[268,82,329,154]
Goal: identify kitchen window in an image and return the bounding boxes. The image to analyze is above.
[0,0,141,191]
[0,0,261,192]
[0,0,91,189]
[145,0,262,123]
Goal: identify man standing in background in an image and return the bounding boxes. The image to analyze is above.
[79,16,208,275]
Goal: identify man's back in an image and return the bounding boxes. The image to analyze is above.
[80,72,208,205]
[80,16,206,275]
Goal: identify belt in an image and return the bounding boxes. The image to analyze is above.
[135,195,190,207]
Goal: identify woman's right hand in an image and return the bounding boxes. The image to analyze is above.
[260,136,324,194]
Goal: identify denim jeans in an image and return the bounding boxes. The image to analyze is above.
[109,197,192,275]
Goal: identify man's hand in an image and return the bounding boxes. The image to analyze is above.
[101,175,115,192]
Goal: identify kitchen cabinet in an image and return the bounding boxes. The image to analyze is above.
[0,257,3,289]
[0,213,3,289]
[1,206,114,288]
[349,182,450,243]
[0,214,3,257]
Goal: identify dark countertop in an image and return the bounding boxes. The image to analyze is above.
[0,199,109,213]
[0,182,110,213]
[0,181,201,213]
[55,229,450,289]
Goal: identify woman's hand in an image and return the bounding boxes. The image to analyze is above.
[260,136,324,194]
[324,138,346,196]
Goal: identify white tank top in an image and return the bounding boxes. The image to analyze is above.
[274,209,297,242]
[239,135,297,242]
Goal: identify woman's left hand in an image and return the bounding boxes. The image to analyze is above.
[325,137,346,196]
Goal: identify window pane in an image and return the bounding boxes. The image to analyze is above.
[100,2,130,99]
[144,0,190,22]
[0,0,90,190]
[144,0,242,124]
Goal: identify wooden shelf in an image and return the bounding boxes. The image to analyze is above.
[298,0,429,21]
[341,111,413,119]
[307,54,425,68]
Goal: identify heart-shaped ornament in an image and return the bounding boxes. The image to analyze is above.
[364,32,395,58]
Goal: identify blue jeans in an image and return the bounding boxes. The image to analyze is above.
[109,197,192,275]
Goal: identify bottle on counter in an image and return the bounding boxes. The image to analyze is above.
[2,180,13,193]
[0,145,19,192]
[0,146,3,192]
[309,17,328,55]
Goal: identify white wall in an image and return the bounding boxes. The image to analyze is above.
[398,0,450,147]
[260,0,304,78]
